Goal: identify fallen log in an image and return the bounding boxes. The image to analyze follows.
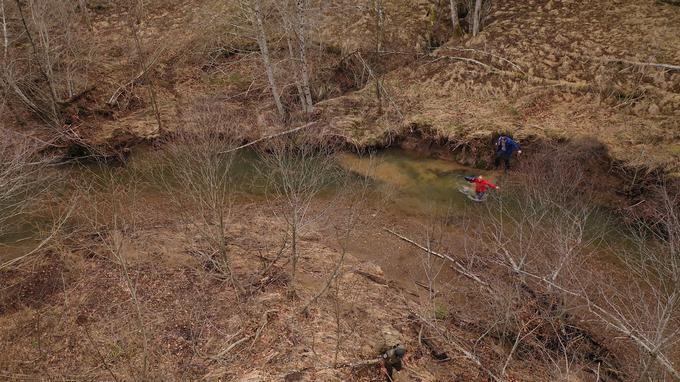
[58,85,96,107]
[414,280,439,296]
[354,270,388,285]
[334,358,382,369]
[219,122,318,155]
[383,227,492,293]
[421,336,449,361]
[598,56,680,72]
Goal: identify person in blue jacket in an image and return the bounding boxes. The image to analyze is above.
[494,135,521,171]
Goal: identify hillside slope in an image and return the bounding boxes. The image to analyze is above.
[4,0,676,174]
[318,0,680,172]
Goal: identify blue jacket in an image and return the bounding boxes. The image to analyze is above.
[496,136,520,156]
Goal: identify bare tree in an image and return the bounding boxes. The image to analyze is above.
[587,185,680,380]
[0,130,76,271]
[302,155,374,313]
[415,208,449,328]
[472,0,482,36]
[1,0,8,63]
[77,166,151,381]
[77,0,91,30]
[293,0,313,114]
[3,0,94,129]
[471,144,680,379]
[159,98,242,293]
[250,0,285,119]
[372,0,384,113]
[126,0,163,132]
[15,0,60,125]
[257,132,339,296]
[373,0,385,53]
[278,2,308,114]
[0,130,48,238]
[450,0,460,34]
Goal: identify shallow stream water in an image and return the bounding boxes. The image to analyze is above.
[339,149,496,214]
[1,147,617,264]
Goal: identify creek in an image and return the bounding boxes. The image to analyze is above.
[0,147,622,265]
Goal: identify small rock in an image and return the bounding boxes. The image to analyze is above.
[374,324,403,353]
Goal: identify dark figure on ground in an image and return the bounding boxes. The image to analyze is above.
[382,344,406,381]
[465,175,499,201]
[494,135,521,171]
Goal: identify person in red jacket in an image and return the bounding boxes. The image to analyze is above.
[465,175,499,201]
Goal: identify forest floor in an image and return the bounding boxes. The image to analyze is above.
[0,188,564,382]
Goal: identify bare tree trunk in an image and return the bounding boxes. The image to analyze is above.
[15,0,60,126]
[78,0,92,30]
[279,3,307,114]
[373,0,384,53]
[373,0,384,113]
[472,0,482,36]
[449,0,459,33]
[294,0,313,114]
[252,0,285,119]
[127,0,162,133]
[290,215,298,294]
[1,0,7,64]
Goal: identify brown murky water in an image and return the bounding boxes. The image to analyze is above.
[339,149,498,214]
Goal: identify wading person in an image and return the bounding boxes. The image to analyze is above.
[464,175,499,201]
[494,135,521,172]
[381,344,406,381]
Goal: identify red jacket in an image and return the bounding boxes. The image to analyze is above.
[472,178,497,193]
